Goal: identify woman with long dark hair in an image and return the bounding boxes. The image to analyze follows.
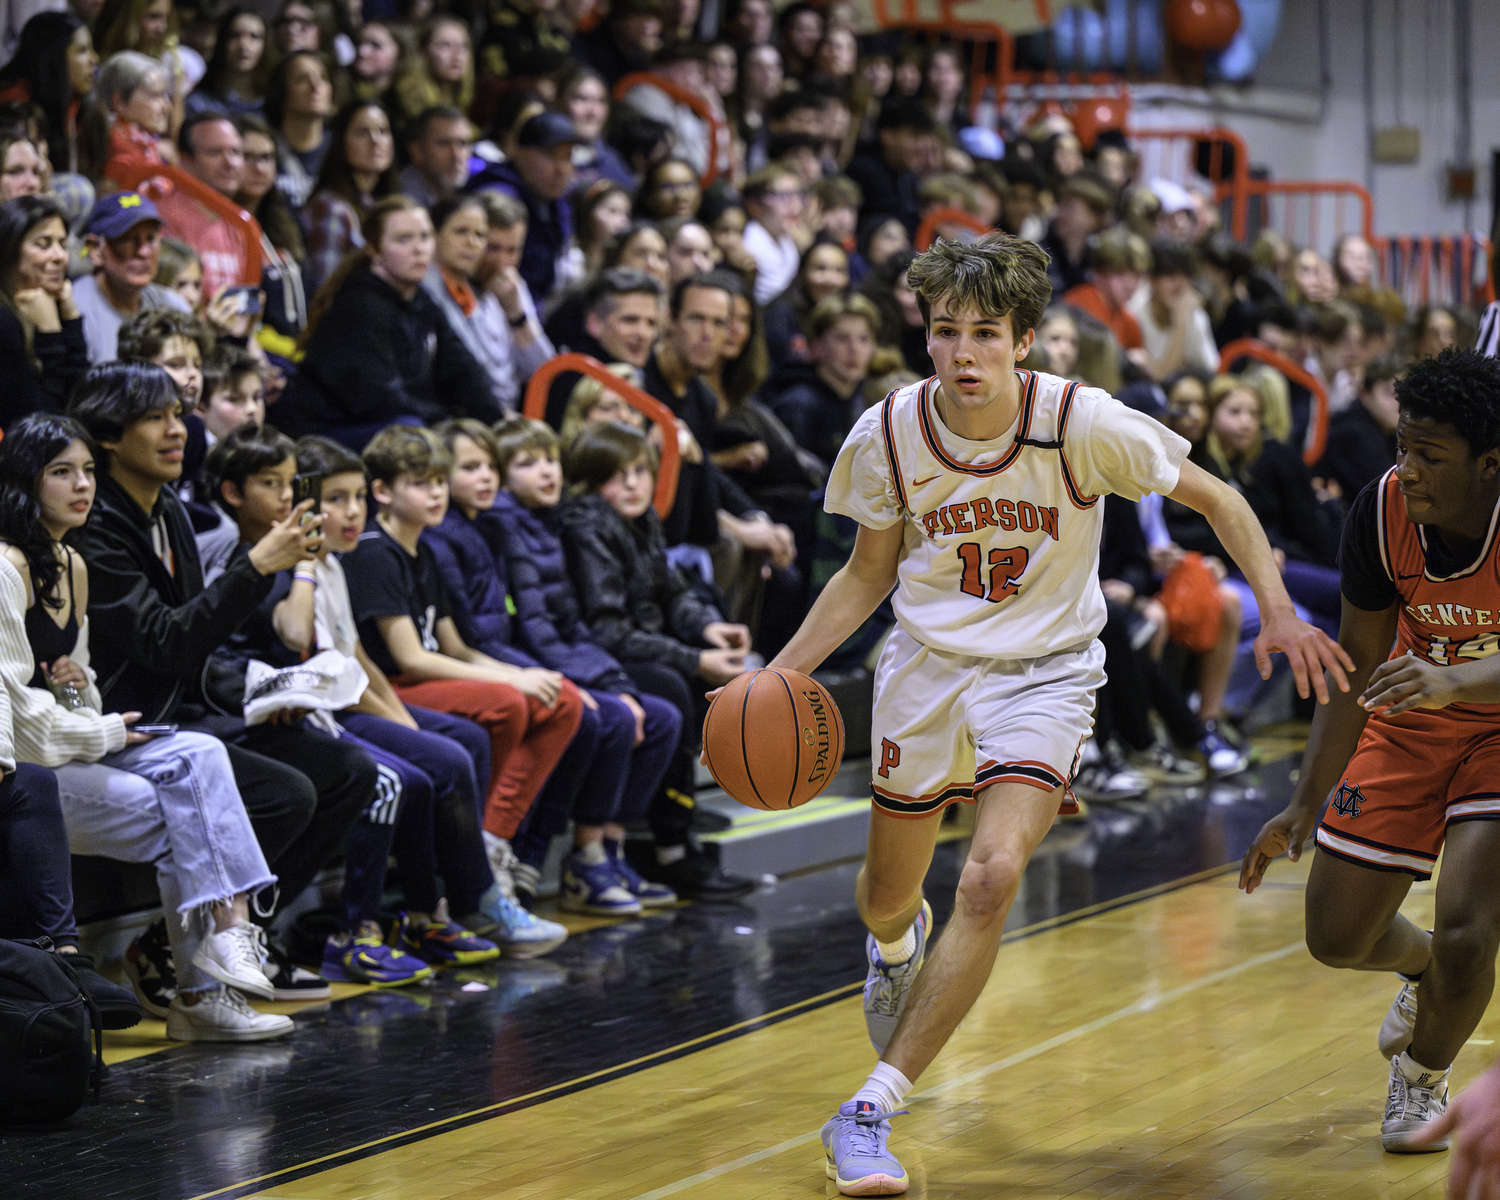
[0,196,88,427]
[262,48,332,211]
[185,7,269,120]
[0,12,98,175]
[0,409,290,1043]
[762,237,849,371]
[302,98,398,291]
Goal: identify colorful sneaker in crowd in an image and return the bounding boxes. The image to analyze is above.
[561,848,642,916]
[193,922,275,1000]
[610,848,677,908]
[477,883,569,958]
[401,899,502,966]
[124,918,175,1019]
[165,987,294,1043]
[322,920,434,987]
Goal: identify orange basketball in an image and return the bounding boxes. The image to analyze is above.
[702,668,845,811]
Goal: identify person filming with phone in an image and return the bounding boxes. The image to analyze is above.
[0,409,295,1043]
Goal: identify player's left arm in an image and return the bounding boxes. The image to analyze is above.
[1167,460,1354,703]
[1361,648,1500,715]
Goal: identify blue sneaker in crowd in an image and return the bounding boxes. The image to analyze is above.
[561,849,642,916]
[610,848,677,908]
[322,919,434,987]
[821,1100,910,1195]
[477,883,569,958]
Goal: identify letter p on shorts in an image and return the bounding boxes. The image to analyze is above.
[878,738,901,778]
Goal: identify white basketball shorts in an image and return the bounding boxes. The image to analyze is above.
[869,625,1105,820]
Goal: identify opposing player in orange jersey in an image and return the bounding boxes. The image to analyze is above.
[1242,348,1500,1154]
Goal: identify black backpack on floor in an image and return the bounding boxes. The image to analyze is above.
[0,938,101,1124]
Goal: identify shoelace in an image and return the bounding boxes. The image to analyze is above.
[223,924,267,975]
[250,923,272,967]
[836,1107,910,1156]
[1386,1072,1443,1121]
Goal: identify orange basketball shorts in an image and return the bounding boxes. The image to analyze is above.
[1315,707,1500,880]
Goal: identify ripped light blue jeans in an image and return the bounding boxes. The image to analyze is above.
[53,731,274,992]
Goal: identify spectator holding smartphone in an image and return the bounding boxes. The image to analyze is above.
[0,412,289,1041]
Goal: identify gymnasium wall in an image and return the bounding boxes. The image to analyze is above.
[1128,0,1500,242]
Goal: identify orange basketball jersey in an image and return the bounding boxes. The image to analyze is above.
[1376,466,1500,716]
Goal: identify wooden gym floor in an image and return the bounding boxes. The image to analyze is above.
[1,738,1481,1200]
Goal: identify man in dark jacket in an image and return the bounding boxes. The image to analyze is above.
[467,112,584,306]
[645,272,795,561]
[542,267,663,430]
[277,264,500,446]
[68,362,377,999]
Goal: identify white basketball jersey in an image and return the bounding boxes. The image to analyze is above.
[826,371,1190,660]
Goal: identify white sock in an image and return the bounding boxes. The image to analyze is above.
[852,1062,913,1113]
[1397,1050,1450,1088]
[875,924,917,966]
[483,832,512,876]
[576,841,608,865]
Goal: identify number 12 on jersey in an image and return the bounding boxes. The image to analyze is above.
[957,543,1029,603]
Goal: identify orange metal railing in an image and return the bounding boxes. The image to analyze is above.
[523,354,681,519]
[612,73,727,189]
[1226,179,1373,252]
[112,161,262,285]
[1217,338,1329,466]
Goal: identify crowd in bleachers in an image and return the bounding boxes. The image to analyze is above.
[0,0,1484,1043]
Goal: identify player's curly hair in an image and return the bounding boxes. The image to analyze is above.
[906,232,1052,338]
[1394,347,1500,457]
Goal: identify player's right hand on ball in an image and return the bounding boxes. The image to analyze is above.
[1239,805,1317,894]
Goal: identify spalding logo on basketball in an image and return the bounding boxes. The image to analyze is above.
[702,668,846,811]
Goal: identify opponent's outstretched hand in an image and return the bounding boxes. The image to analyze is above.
[1239,803,1319,894]
[1255,608,1354,705]
[1407,1056,1500,1196]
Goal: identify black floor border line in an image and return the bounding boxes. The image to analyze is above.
[187,857,1245,1200]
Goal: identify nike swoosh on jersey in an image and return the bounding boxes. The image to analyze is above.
[912,474,941,487]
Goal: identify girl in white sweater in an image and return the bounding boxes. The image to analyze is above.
[0,413,290,1043]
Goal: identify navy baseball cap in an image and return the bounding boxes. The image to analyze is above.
[84,191,163,238]
[517,111,586,150]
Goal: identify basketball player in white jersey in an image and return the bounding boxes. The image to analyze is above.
[760,235,1354,1195]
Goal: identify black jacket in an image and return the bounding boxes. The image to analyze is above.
[0,310,88,431]
[763,359,862,466]
[277,265,500,437]
[68,474,274,721]
[559,491,722,677]
[847,151,921,235]
[1318,403,1396,507]
[641,351,757,546]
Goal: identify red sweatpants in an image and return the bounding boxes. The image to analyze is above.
[392,678,584,839]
